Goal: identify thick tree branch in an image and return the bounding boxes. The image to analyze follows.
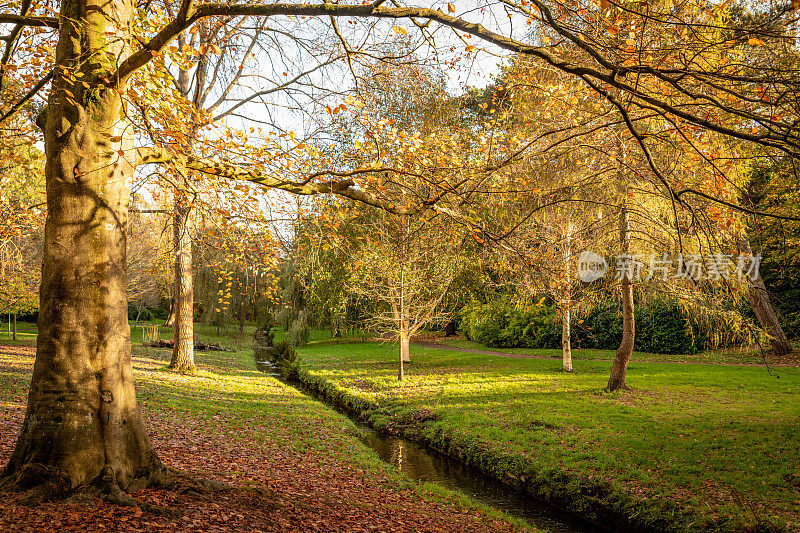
[0,71,52,127]
[134,147,415,214]
[675,188,800,222]
[108,3,800,157]
[0,14,58,28]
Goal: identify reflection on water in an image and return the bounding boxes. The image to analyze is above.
[360,430,605,533]
[254,358,605,533]
[255,360,280,375]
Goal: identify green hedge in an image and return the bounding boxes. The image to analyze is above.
[461,298,703,354]
[460,299,561,349]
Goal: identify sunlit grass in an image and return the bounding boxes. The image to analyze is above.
[0,322,535,531]
[297,340,800,532]
[438,337,776,365]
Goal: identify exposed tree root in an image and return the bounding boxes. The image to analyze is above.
[0,463,71,505]
[153,467,236,494]
[1,463,235,517]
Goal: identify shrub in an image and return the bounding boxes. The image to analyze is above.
[127,304,154,322]
[572,301,623,349]
[287,308,312,347]
[635,299,701,354]
[463,297,703,354]
[272,341,300,380]
[461,300,560,349]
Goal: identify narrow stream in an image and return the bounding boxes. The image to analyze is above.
[256,360,606,533]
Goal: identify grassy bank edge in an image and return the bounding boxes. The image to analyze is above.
[290,361,734,533]
[0,334,537,533]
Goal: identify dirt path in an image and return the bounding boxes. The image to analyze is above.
[413,340,800,368]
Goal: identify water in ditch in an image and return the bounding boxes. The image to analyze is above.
[256,360,606,533]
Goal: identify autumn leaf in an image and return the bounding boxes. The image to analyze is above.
[447,2,455,12]
[393,26,407,34]
[747,37,764,46]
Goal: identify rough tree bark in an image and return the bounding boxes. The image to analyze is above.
[1,0,164,497]
[607,203,635,392]
[737,236,792,357]
[169,191,195,372]
[12,312,16,341]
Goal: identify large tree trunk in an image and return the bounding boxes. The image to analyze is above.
[2,0,163,496]
[169,192,195,372]
[12,311,16,341]
[607,204,635,392]
[737,236,792,357]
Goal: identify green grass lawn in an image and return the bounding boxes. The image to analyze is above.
[295,339,800,532]
[434,336,784,365]
[0,321,533,532]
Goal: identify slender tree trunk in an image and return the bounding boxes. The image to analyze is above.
[399,303,411,365]
[607,203,634,391]
[737,236,792,357]
[562,301,572,372]
[562,219,573,372]
[2,0,163,496]
[12,311,16,341]
[397,332,405,381]
[238,272,247,335]
[400,326,411,364]
[169,192,195,372]
[164,297,175,327]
